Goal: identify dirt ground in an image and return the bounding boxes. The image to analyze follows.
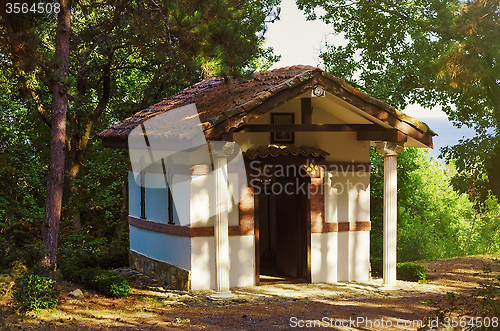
[1,255,499,330]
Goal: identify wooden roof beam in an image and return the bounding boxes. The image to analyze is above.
[357,129,408,144]
[235,123,380,132]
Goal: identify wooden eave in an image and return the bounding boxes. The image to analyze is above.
[203,72,434,148]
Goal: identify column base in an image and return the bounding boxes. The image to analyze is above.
[208,291,236,300]
[379,284,399,291]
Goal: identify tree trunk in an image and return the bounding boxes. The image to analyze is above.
[111,181,129,254]
[67,156,82,232]
[485,144,500,202]
[41,0,72,278]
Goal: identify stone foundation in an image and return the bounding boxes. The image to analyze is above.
[129,251,191,291]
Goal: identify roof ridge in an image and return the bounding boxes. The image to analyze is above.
[267,65,320,72]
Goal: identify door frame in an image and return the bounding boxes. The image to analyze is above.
[253,162,312,285]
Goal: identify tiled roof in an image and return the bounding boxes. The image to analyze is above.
[98,65,436,146]
[244,145,330,160]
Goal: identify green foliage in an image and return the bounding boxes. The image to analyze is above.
[58,233,130,298]
[465,195,500,256]
[94,272,131,298]
[64,264,130,298]
[12,273,58,310]
[396,150,474,261]
[244,42,282,73]
[0,0,282,269]
[371,148,471,261]
[371,258,426,282]
[397,262,427,283]
[78,268,130,298]
[58,233,129,271]
[297,0,500,201]
[370,147,500,262]
[0,87,47,271]
[370,257,382,278]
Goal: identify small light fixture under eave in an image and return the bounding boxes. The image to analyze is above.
[311,85,325,98]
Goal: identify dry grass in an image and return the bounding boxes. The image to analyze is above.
[0,255,499,330]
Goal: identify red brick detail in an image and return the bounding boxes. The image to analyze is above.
[190,164,210,176]
[309,221,370,233]
[236,186,255,236]
[129,216,191,236]
[310,177,325,233]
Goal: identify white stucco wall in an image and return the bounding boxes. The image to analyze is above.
[171,174,190,225]
[190,236,214,290]
[348,175,370,223]
[190,235,255,291]
[322,170,371,282]
[337,231,370,281]
[324,171,370,223]
[128,90,375,290]
[189,173,240,227]
[233,96,371,163]
[350,231,370,281]
[311,232,338,283]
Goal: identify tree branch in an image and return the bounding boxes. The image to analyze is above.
[139,64,168,109]
[367,0,461,40]
[2,10,52,127]
[17,69,52,128]
[75,52,113,165]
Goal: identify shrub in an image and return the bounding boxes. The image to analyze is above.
[371,259,426,282]
[397,262,427,282]
[12,273,58,310]
[370,257,383,278]
[58,234,128,271]
[64,264,130,298]
[58,234,130,298]
[94,273,131,298]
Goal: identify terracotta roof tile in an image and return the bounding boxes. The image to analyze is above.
[98,65,435,146]
[244,145,330,160]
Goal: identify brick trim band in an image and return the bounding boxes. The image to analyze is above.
[130,216,369,236]
[129,216,254,237]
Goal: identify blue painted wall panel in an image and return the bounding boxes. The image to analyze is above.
[145,173,169,223]
[128,171,141,218]
[129,225,191,270]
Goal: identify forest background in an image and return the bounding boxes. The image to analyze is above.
[0,0,499,278]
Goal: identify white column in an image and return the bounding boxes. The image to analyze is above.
[209,141,235,299]
[376,141,403,289]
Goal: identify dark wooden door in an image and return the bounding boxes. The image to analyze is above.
[275,175,309,279]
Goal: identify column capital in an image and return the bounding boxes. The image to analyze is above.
[210,141,235,158]
[375,141,404,157]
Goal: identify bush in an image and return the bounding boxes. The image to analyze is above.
[62,261,130,298]
[12,273,58,310]
[58,234,130,298]
[94,272,131,298]
[370,257,383,278]
[81,268,130,298]
[371,259,426,282]
[397,262,427,282]
[58,234,128,271]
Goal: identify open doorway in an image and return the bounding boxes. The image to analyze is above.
[256,172,311,284]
